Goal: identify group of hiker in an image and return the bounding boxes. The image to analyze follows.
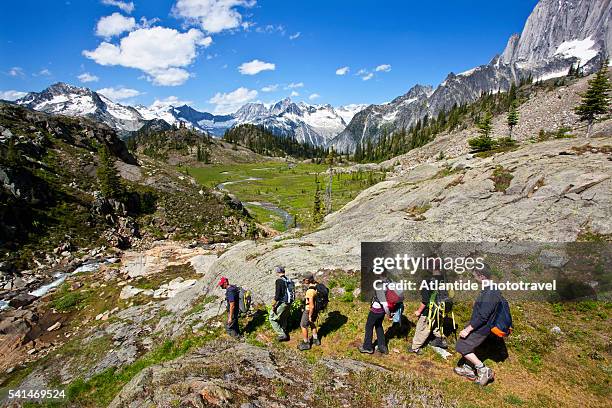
[217,262,511,387]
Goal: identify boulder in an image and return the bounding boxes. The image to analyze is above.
[8,294,37,309]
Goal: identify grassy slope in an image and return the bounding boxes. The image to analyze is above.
[187,162,385,231]
[239,273,611,408]
[4,266,609,407]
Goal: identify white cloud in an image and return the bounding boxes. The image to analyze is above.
[375,64,391,72]
[97,86,142,101]
[0,90,27,101]
[255,24,285,35]
[261,84,279,92]
[356,68,368,75]
[209,87,257,113]
[101,0,134,14]
[335,66,349,75]
[37,69,52,76]
[290,90,299,97]
[285,82,303,89]
[238,59,275,75]
[83,26,212,86]
[7,67,24,77]
[361,73,373,81]
[289,32,300,40]
[172,0,256,34]
[96,13,136,38]
[150,95,192,109]
[78,72,100,83]
[308,93,319,100]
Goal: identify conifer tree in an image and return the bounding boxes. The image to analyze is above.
[312,180,323,224]
[575,60,611,137]
[96,145,123,199]
[468,111,496,152]
[507,101,519,139]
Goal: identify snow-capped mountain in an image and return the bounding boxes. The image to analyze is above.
[134,103,235,136]
[232,98,367,146]
[16,83,144,132]
[331,0,612,152]
[15,83,366,145]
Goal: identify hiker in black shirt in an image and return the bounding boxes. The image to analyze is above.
[409,268,447,354]
[269,266,292,341]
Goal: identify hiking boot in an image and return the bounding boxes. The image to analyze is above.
[298,341,311,351]
[475,366,494,386]
[277,335,289,342]
[358,345,374,354]
[430,338,448,349]
[376,346,389,355]
[454,364,476,381]
[408,347,423,355]
[311,337,321,346]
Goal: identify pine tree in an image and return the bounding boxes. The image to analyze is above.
[575,60,611,137]
[5,138,20,166]
[312,180,323,224]
[96,145,123,199]
[507,101,519,139]
[468,111,496,152]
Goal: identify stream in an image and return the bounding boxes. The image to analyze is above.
[216,178,295,230]
[0,259,114,310]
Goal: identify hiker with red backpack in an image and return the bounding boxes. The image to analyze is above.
[359,278,404,355]
[453,264,512,386]
[218,276,241,338]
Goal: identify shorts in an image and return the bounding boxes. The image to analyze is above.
[300,308,318,328]
[455,330,489,355]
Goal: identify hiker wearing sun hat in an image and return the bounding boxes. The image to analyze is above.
[218,276,240,337]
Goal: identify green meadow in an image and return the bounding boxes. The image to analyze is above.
[186,162,385,231]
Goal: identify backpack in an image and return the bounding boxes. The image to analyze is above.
[237,287,252,315]
[490,296,513,337]
[385,289,404,313]
[314,283,329,312]
[372,286,404,314]
[281,276,296,304]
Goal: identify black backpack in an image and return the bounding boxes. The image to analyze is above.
[281,276,296,304]
[314,283,329,312]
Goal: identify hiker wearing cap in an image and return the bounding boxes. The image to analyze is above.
[453,264,501,386]
[269,266,294,342]
[218,277,240,337]
[298,274,320,351]
[409,268,448,354]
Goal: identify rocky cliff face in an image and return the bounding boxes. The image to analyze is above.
[331,0,612,152]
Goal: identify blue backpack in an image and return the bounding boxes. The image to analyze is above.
[490,296,513,337]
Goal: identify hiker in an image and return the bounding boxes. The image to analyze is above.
[409,268,449,354]
[453,264,500,386]
[269,266,294,341]
[298,274,320,350]
[359,277,402,355]
[218,276,240,337]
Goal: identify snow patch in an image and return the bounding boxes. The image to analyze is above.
[554,37,598,65]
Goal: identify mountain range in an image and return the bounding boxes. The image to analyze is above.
[329,0,612,152]
[13,83,367,146]
[9,0,611,152]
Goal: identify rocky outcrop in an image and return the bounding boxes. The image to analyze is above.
[207,136,612,303]
[108,339,451,408]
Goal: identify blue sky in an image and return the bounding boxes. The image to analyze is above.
[0,0,539,113]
